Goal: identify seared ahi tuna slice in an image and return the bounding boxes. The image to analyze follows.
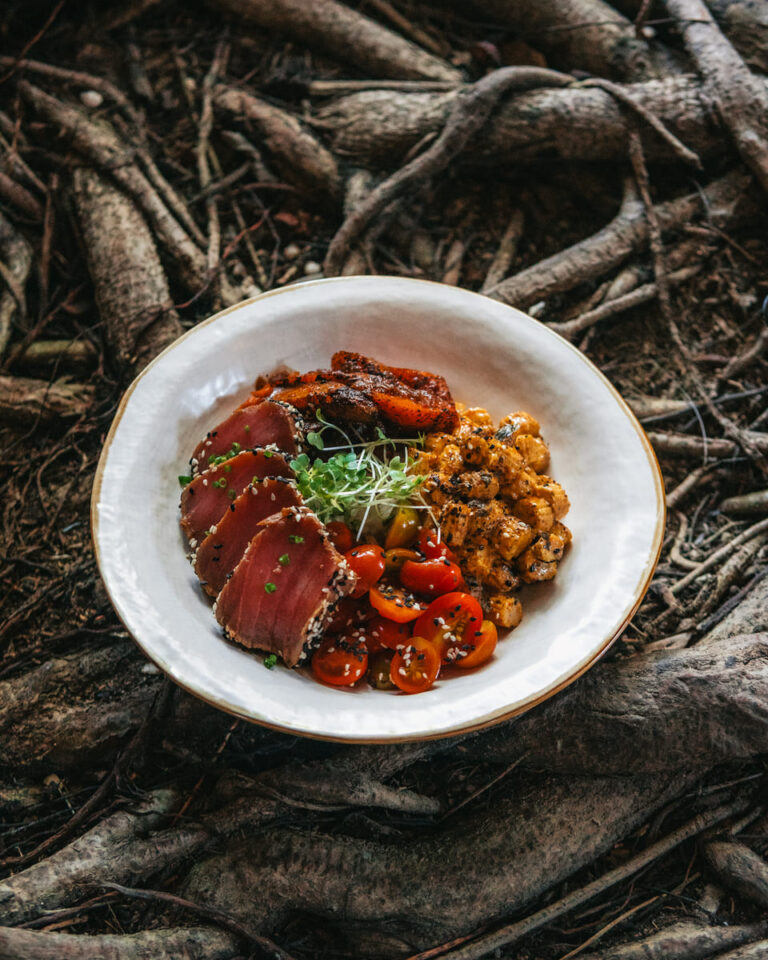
[180,449,293,544]
[194,478,302,597]
[215,507,357,667]
[191,400,302,473]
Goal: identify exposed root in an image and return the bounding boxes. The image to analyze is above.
[488,171,753,308]
[183,773,690,953]
[408,798,751,960]
[468,0,670,80]
[705,840,768,909]
[0,374,93,427]
[0,211,32,360]
[209,0,462,83]
[0,790,178,924]
[19,82,206,291]
[536,921,768,960]
[461,632,768,776]
[0,925,238,960]
[319,75,756,167]
[721,490,768,515]
[324,66,575,275]
[665,0,768,194]
[213,86,342,203]
[72,168,182,377]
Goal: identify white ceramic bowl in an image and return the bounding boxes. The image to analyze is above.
[92,277,664,742]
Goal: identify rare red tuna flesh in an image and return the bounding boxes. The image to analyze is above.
[194,478,302,597]
[215,507,357,667]
[191,400,302,473]
[180,449,293,544]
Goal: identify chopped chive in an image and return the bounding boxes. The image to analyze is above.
[252,475,261,484]
[263,450,273,458]
[278,553,290,566]
[213,478,226,488]
[263,653,277,669]
[264,582,277,593]
[178,474,192,487]
[228,489,237,500]
[289,535,304,543]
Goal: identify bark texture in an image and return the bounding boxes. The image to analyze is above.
[0,926,238,960]
[463,0,666,79]
[183,772,687,954]
[213,86,342,202]
[0,374,94,426]
[318,75,729,167]
[209,0,461,82]
[0,211,32,360]
[73,168,182,377]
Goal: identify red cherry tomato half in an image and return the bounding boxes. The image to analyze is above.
[369,583,426,623]
[451,619,498,669]
[327,520,355,554]
[326,596,376,634]
[418,528,456,562]
[345,544,386,598]
[399,558,463,598]
[413,592,484,661]
[311,635,368,686]
[366,616,412,652]
[389,636,441,693]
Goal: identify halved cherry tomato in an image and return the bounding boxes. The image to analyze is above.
[311,635,368,686]
[385,507,421,549]
[450,620,498,669]
[400,558,462,598]
[345,544,386,598]
[413,592,483,662]
[384,548,420,577]
[327,520,355,554]
[369,582,426,623]
[389,636,441,693]
[418,528,456,561]
[366,616,412,652]
[326,596,376,634]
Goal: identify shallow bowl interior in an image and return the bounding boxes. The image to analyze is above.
[92,276,664,742]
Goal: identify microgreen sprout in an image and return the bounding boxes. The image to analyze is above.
[289,416,436,539]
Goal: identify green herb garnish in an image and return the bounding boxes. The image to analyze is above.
[278,553,291,566]
[264,653,278,669]
[212,478,226,488]
[265,582,277,593]
[178,474,192,487]
[209,442,242,467]
[288,423,430,538]
[289,535,304,543]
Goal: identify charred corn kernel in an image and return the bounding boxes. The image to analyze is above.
[385,506,420,548]
[531,476,570,519]
[463,407,494,427]
[422,474,451,506]
[438,443,464,474]
[440,500,472,547]
[531,528,568,562]
[500,468,537,502]
[494,516,534,560]
[553,520,572,546]
[456,471,500,500]
[455,419,477,443]
[424,433,453,453]
[515,434,550,473]
[493,444,525,480]
[513,496,554,533]
[463,434,492,467]
[518,548,558,583]
[462,544,493,582]
[484,555,521,592]
[497,411,540,440]
[487,594,523,629]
